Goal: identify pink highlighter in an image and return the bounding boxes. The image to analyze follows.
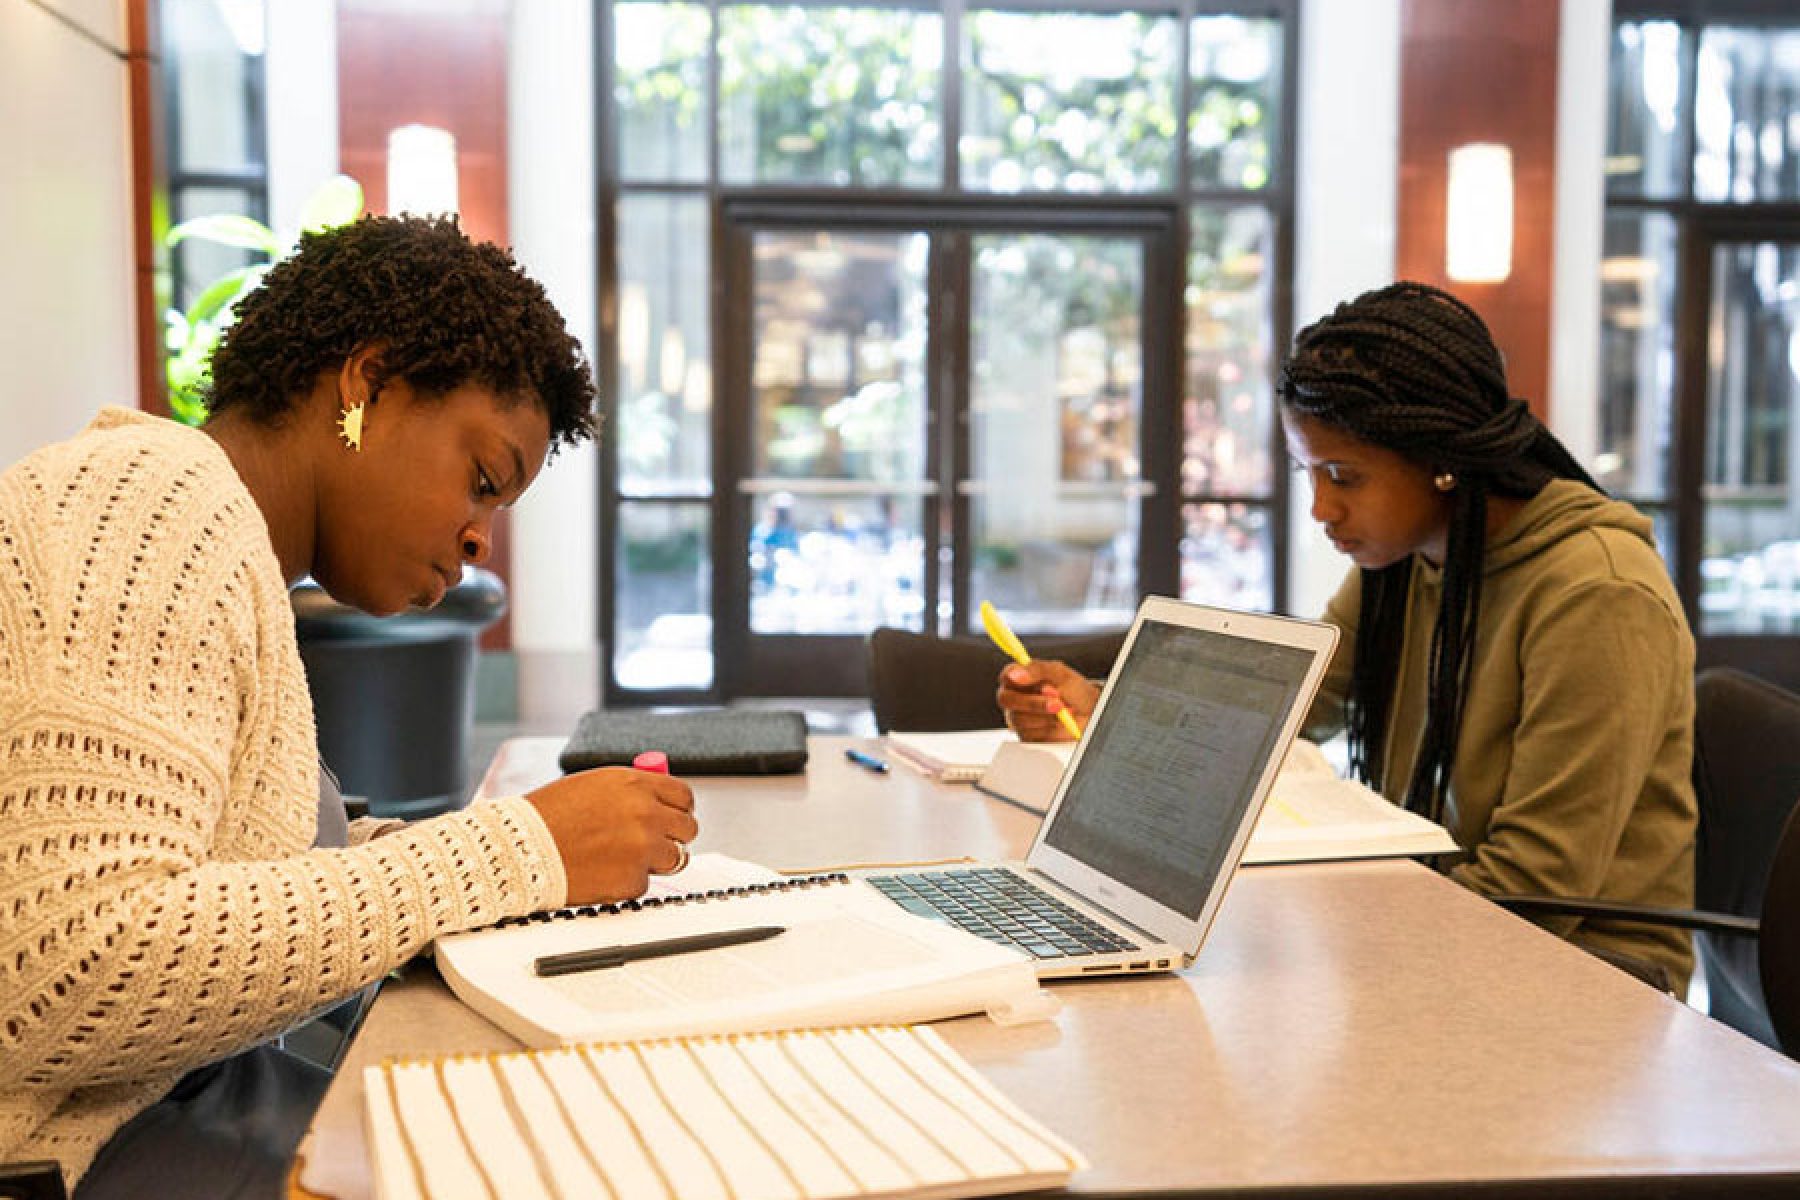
[632,750,670,775]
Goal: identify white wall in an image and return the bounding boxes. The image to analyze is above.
[508,0,601,722]
[1287,0,1402,618]
[1549,0,1612,467]
[265,0,339,240]
[0,0,135,467]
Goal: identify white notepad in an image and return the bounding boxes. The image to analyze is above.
[885,730,1018,782]
[364,1025,1088,1200]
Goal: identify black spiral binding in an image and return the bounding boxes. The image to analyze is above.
[494,872,853,931]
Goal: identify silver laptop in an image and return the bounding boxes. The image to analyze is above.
[865,596,1338,979]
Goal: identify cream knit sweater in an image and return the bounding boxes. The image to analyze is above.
[0,410,567,1184]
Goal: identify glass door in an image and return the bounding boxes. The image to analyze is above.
[733,227,937,695]
[1677,225,1800,686]
[719,205,1175,697]
[964,231,1155,635]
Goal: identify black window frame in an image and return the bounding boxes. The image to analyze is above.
[596,0,1300,706]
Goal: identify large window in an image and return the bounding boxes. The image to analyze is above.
[603,0,1295,702]
[160,0,269,312]
[1604,2,1800,682]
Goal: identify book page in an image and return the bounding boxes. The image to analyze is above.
[1277,737,1338,779]
[541,910,946,1013]
[364,1026,1089,1200]
[434,876,1052,1046]
[1250,776,1459,863]
[1262,775,1404,827]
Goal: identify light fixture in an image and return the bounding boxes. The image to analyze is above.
[659,328,688,397]
[617,284,651,395]
[386,125,459,218]
[1445,143,1513,284]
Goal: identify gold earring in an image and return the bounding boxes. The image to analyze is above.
[1433,472,1456,492]
[337,403,366,453]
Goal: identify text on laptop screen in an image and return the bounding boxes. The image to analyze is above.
[1040,620,1316,917]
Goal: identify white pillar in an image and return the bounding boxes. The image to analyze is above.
[1288,0,1401,618]
[1548,0,1612,469]
[265,0,340,242]
[508,0,602,722]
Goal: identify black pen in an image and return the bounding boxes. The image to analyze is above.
[844,747,890,774]
[533,925,785,977]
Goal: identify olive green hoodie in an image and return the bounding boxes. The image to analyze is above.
[1306,479,1697,990]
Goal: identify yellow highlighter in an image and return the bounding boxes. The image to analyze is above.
[980,601,1085,740]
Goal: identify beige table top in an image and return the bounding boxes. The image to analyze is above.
[295,735,1800,1197]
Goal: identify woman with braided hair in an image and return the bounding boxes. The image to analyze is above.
[999,281,1697,991]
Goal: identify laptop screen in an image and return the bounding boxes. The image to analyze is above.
[1038,619,1318,918]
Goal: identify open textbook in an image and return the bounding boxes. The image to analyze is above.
[972,734,1458,864]
[434,855,1055,1049]
[365,1024,1088,1200]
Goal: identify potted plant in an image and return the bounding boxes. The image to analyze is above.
[162,174,366,424]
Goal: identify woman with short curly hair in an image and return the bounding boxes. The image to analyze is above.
[0,216,697,1197]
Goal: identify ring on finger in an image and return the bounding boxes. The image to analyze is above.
[666,841,690,875]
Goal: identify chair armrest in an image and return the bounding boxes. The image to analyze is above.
[0,1161,67,1200]
[1492,894,1760,938]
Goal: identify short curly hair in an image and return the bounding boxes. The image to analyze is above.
[206,214,597,451]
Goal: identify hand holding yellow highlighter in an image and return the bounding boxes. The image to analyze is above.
[980,601,1085,740]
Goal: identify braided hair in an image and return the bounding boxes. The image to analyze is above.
[1277,282,1598,825]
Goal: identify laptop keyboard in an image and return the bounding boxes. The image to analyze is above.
[866,867,1142,960]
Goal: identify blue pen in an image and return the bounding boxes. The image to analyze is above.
[844,747,890,774]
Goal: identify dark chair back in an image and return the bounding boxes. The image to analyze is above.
[865,627,1128,734]
[1759,802,1800,1058]
[1691,667,1800,1050]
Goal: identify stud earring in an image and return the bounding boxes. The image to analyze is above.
[1433,472,1457,492]
[337,403,366,453]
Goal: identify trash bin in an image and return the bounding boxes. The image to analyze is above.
[292,567,507,817]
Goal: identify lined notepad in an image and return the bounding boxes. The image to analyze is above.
[364,1025,1087,1200]
[884,730,1018,783]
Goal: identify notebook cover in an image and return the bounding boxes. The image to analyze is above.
[364,1025,1086,1200]
[558,709,810,775]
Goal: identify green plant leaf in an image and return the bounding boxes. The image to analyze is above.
[169,385,210,427]
[185,266,261,325]
[299,174,365,233]
[166,213,282,256]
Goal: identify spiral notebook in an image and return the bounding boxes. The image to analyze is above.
[364,1024,1087,1200]
[884,730,1018,783]
[433,857,1054,1048]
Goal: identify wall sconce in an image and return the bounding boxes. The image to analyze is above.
[387,124,459,218]
[1445,143,1513,283]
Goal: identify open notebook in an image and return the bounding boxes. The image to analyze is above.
[433,856,1054,1048]
[364,1024,1087,1200]
[976,737,1459,864]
